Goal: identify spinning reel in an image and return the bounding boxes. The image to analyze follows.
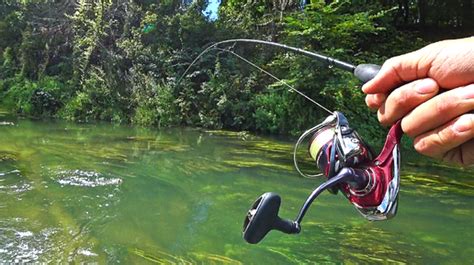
[243,112,403,244]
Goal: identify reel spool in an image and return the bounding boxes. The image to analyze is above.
[307,116,373,178]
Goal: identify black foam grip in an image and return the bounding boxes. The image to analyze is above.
[354,64,381,84]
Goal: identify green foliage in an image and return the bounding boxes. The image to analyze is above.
[0,11,23,49]
[19,26,46,80]
[253,91,289,134]
[131,75,178,127]
[69,0,113,83]
[0,0,465,143]
[1,75,64,117]
[60,67,126,123]
[1,47,16,79]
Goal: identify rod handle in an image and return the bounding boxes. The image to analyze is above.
[354,64,381,84]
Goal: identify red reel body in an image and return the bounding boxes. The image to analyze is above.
[309,118,403,220]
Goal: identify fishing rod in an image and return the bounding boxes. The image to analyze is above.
[177,38,381,85]
[179,39,403,245]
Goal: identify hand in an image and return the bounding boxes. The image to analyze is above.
[362,37,474,166]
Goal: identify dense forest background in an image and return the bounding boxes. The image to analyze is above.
[0,0,472,143]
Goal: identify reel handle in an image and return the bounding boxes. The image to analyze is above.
[354,64,381,84]
[243,192,300,244]
[243,168,364,244]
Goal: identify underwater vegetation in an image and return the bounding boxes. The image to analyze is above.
[0,113,472,263]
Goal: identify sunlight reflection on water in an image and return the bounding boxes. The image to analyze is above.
[55,170,122,187]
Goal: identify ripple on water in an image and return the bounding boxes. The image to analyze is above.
[76,248,98,257]
[0,170,20,177]
[0,219,59,263]
[55,170,122,187]
[0,170,33,196]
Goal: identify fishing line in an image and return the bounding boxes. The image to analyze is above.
[215,47,334,177]
[213,47,333,114]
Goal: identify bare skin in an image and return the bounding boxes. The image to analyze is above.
[363,37,474,166]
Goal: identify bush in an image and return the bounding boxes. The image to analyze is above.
[132,82,178,127]
[253,91,288,134]
[59,67,127,123]
[1,75,64,117]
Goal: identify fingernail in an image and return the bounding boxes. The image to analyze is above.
[413,138,426,153]
[453,115,472,132]
[362,84,369,93]
[415,79,437,94]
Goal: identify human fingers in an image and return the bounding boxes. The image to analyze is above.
[441,139,474,166]
[413,114,474,165]
[376,78,439,126]
[363,37,474,94]
[401,84,474,138]
[427,37,474,88]
[365,93,386,110]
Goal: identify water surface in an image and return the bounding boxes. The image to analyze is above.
[0,111,472,263]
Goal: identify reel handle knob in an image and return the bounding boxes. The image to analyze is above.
[243,192,300,244]
[354,64,381,84]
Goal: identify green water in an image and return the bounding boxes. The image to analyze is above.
[0,111,473,264]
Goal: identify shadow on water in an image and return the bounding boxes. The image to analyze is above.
[0,111,472,263]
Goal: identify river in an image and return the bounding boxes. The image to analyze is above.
[0,110,472,263]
